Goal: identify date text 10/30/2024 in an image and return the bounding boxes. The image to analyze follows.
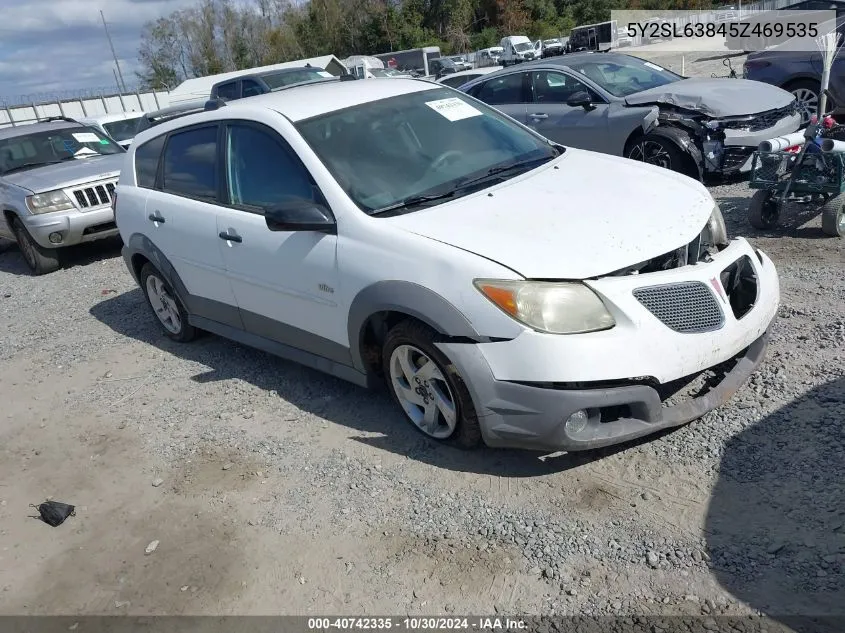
[307,617,528,630]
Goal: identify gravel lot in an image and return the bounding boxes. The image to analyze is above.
[0,58,843,624]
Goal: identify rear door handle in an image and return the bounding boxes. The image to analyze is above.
[218,231,242,243]
[529,113,549,120]
[148,212,165,223]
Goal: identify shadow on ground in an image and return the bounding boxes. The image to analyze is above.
[89,287,676,478]
[0,236,122,276]
[706,378,845,632]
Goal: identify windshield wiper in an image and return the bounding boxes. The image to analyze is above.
[1,160,64,174]
[370,190,459,216]
[451,155,556,191]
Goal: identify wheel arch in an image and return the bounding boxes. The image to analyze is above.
[123,232,193,311]
[347,281,487,376]
[626,127,703,181]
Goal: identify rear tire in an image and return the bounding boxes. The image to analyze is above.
[11,217,60,275]
[821,193,845,237]
[382,320,481,449]
[748,189,781,230]
[139,263,197,342]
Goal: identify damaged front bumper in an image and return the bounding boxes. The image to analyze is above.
[703,111,802,175]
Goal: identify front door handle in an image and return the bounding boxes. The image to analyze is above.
[218,231,242,243]
[529,113,549,120]
[148,212,165,223]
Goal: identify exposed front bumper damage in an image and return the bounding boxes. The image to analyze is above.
[649,105,801,178]
[436,238,780,452]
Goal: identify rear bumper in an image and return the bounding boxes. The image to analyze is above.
[21,206,117,248]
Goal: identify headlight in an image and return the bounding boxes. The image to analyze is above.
[474,279,616,334]
[26,190,74,214]
[705,205,729,248]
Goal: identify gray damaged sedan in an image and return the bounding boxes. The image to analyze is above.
[0,119,125,274]
[458,52,801,180]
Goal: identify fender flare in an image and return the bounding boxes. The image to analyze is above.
[123,233,195,313]
[346,281,487,374]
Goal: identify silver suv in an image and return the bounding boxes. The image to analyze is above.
[0,118,126,274]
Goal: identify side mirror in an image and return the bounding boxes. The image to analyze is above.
[265,198,336,234]
[567,90,595,111]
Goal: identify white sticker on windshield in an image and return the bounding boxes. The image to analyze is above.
[317,70,333,78]
[643,62,664,72]
[72,132,100,143]
[425,97,482,122]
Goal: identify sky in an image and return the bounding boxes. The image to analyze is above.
[0,0,199,104]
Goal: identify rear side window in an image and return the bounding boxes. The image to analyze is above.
[134,135,166,189]
[242,79,263,98]
[216,82,239,100]
[161,126,219,202]
[475,73,528,105]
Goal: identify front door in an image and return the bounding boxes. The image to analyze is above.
[525,70,609,150]
[214,121,346,362]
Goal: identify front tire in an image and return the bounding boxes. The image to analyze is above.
[139,263,197,342]
[625,134,687,174]
[382,320,481,449]
[11,217,60,275]
[748,189,781,230]
[821,193,845,237]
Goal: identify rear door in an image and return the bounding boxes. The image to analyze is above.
[467,70,531,124]
[144,123,241,325]
[525,69,610,150]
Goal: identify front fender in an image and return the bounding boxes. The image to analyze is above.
[347,281,489,374]
[649,125,704,180]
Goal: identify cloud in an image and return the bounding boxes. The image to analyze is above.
[0,0,198,103]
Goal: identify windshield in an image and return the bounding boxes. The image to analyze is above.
[102,117,142,143]
[264,68,330,89]
[565,56,682,97]
[544,39,559,45]
[0,126,123,175]
[296,87,559,214]
[513,42,533,52]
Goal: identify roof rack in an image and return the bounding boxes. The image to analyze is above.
[37,116,79,124]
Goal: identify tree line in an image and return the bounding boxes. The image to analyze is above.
[137,0,725,90]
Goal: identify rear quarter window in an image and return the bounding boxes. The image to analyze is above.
[134,135,166,189]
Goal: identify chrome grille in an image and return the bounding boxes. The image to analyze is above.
[633,281,724,333]
[72,180,116,210]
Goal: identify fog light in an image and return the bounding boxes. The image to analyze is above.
[48,232,63,244]
[564,409,589,435]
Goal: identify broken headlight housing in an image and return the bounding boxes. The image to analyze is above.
[702,205,729,249]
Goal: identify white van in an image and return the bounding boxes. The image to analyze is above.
[500,36,538,66]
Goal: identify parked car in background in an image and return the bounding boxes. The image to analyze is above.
[370,68,414,78]
[475,47,503,67]
[115,78,779,452]
[459,52,801,180]
[211,66,336,101]
[429,57,462,79]
[744,36,845,125]
[537,38,564,57]
[715,5,739,22]
[77,112,145,148]
[436,67,499,88]
[500,36,538,66]
[447,55,473,71]
[0,119,125,274]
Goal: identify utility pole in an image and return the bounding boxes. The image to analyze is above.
[100,10,127,93]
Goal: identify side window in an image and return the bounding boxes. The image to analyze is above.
[134,134,166,189]
[161,126,219,202]
[474,72,528,105]
[242,79,263,98]
[225,123,315,210]
[531,71,602,104]
[216,81,239,100]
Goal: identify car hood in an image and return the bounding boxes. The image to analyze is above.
[387,149,714,279]
[624,77,794,117]
[2,154,124,194]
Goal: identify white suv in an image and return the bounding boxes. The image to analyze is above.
[115,79,780,452]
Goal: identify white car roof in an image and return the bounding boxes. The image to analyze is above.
[436,67,499,83]
[225,77,441,122]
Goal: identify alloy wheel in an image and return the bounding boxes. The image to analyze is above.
[792,87,818,126]
[628,140,672,169]
[145,274,182,334]
[388,344,457,439]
